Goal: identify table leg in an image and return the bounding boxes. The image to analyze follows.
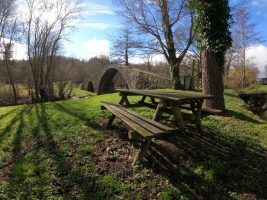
[190,102,196,113]
[106,94,129,128]
[106,114,116,129]
[119,95,130,106]
[132,138,152,166]
[153,100,165,121]
[150,97,157,105]
[194,99,204,132]
[169,102,185,129]
[139,96,147,104]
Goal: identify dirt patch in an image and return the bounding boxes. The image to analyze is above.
[94,132,137,177]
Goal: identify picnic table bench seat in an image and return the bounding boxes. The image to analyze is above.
[101,101,175,165]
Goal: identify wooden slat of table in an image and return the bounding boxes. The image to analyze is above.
[117,89,213,102]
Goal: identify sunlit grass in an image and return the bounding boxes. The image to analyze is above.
[0,90,266,199]
[243,84,267,91]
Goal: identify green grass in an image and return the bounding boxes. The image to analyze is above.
[0,83,94,100]
[72,85,95,96]
[0,90,266,199]
[243,84,267,91]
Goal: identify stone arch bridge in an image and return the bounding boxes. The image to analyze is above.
[82,65,172,94]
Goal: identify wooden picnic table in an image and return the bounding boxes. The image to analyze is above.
[116,89,213,131]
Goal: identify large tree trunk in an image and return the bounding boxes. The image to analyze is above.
[161,0,182,89]
[171,62,182,89]
[202,49,225,110]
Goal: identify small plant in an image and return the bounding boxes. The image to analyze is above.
[78,145,95,155]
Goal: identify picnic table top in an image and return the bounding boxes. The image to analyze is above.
[117,89,213,102]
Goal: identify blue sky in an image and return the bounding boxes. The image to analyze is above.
[64,0,121,59]
[63,0,267,75]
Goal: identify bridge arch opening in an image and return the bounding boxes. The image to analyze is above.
[87,81,95,92]
[98,68,128,94]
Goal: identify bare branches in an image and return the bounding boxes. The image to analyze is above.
[0,0,19,104]
[113,0,193,88]
[231,5,263,88]
[22,0,80,101]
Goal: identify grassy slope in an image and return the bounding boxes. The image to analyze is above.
[243,84,267,91]
[72,86,95,96]
[0,90,266,199]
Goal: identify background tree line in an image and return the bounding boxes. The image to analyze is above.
[0,0,81,105]
[0,0,264,110]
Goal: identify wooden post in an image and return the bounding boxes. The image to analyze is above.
[150,97,157,105]
[169,102,185,129]
[128,130,137,140]
[194,99,204,132]
[106,114,115,129]
[139,96,147,103]
[105,93,129,129]
[153,100,165,121]
[132,138,152,165]
[119,95,130,106]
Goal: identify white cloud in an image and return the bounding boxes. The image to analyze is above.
[0,38,27,60]
[12,42,27,60]
[16,0,79,28]
[80,2,115,16]
[130,54,166,64]
[247,44,267,78]
[81,38,110,58]
[79,22,120,29]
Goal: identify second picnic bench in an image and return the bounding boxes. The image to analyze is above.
[101,101,175,165]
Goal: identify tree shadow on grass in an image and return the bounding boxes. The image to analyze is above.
[35,103,108,199]
[225,109,263,124]
[53,102,105,130]
[0,105,33,144]
[3,105,35,198]
[52,101,267,199]
[53,102,89,121]
[0,107,20,121]
[2,103,109,199]
[142,127,267,199]
[224,92,239,98]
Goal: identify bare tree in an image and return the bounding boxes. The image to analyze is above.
[226,64,259,89]
[141,47,155,71]
[232,5,262,88]
[114,0,194,89]
[22,0,79,102]
[111,24,140,66]
[0,0,18,104]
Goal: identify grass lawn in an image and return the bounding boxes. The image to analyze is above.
[243,84,267,92]
[72,86,95,97]
[0,90,266,199]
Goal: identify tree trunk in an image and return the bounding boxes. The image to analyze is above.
[191,60,195,90]
[10,82,17,105]
[171,62,182,89]
[125,47,129,66]
[202,49,225,110]
[5,63,17,105]
[161,0,182,89]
